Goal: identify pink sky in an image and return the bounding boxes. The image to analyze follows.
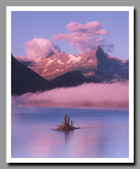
[52,21,112,54]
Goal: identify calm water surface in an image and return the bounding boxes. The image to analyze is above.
[12,107,129,158]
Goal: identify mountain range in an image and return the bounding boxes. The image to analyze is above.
[12,46,129,95]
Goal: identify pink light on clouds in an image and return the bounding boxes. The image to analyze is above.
[13,82,129,108]
[14,55,34,62]
[24,37,60,62]
[52,21,112,54]
[67,21,109,35]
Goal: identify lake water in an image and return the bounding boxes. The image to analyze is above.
[11,107,129,158]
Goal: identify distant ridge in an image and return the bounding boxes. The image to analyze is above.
[12,46,129,95]
[18,46,128,81]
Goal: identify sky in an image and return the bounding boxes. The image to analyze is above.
[11,11,129,60]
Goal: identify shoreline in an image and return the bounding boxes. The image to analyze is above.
[15,104,129,111]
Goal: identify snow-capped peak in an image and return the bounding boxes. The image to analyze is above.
[67,55,81,64]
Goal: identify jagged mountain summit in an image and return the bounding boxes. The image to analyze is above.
[12,46,129,95]
[18,46,128,82]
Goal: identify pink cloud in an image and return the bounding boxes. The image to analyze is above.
[67,21,109,35]
[24,37,60,62]
[13,82,129,108]
[52,21,110,54]
[14,55,33,62]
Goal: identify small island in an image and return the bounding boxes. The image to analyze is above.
[55,114,80,131]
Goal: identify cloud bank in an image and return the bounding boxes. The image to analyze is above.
[14,55,34,62]
[13,82,129,109]
[24,37,60,62]
[53,21,113,54]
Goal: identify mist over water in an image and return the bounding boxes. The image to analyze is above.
[12,82,129,108]
[11,82,129,158]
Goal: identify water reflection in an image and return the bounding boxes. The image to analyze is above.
[56,129,74,143]
[97,137,106,157]
[12,107,129,158]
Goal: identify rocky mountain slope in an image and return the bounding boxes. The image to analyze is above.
[19,46,128,82]
[12,55,51,95]
[12,46,129,95]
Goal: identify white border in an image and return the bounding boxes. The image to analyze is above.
[6,6,134,163]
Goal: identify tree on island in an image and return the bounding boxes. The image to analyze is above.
[71,120,74,127]
[64,114,70,127]
[56,114,80,131]
[68,115,70,127]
